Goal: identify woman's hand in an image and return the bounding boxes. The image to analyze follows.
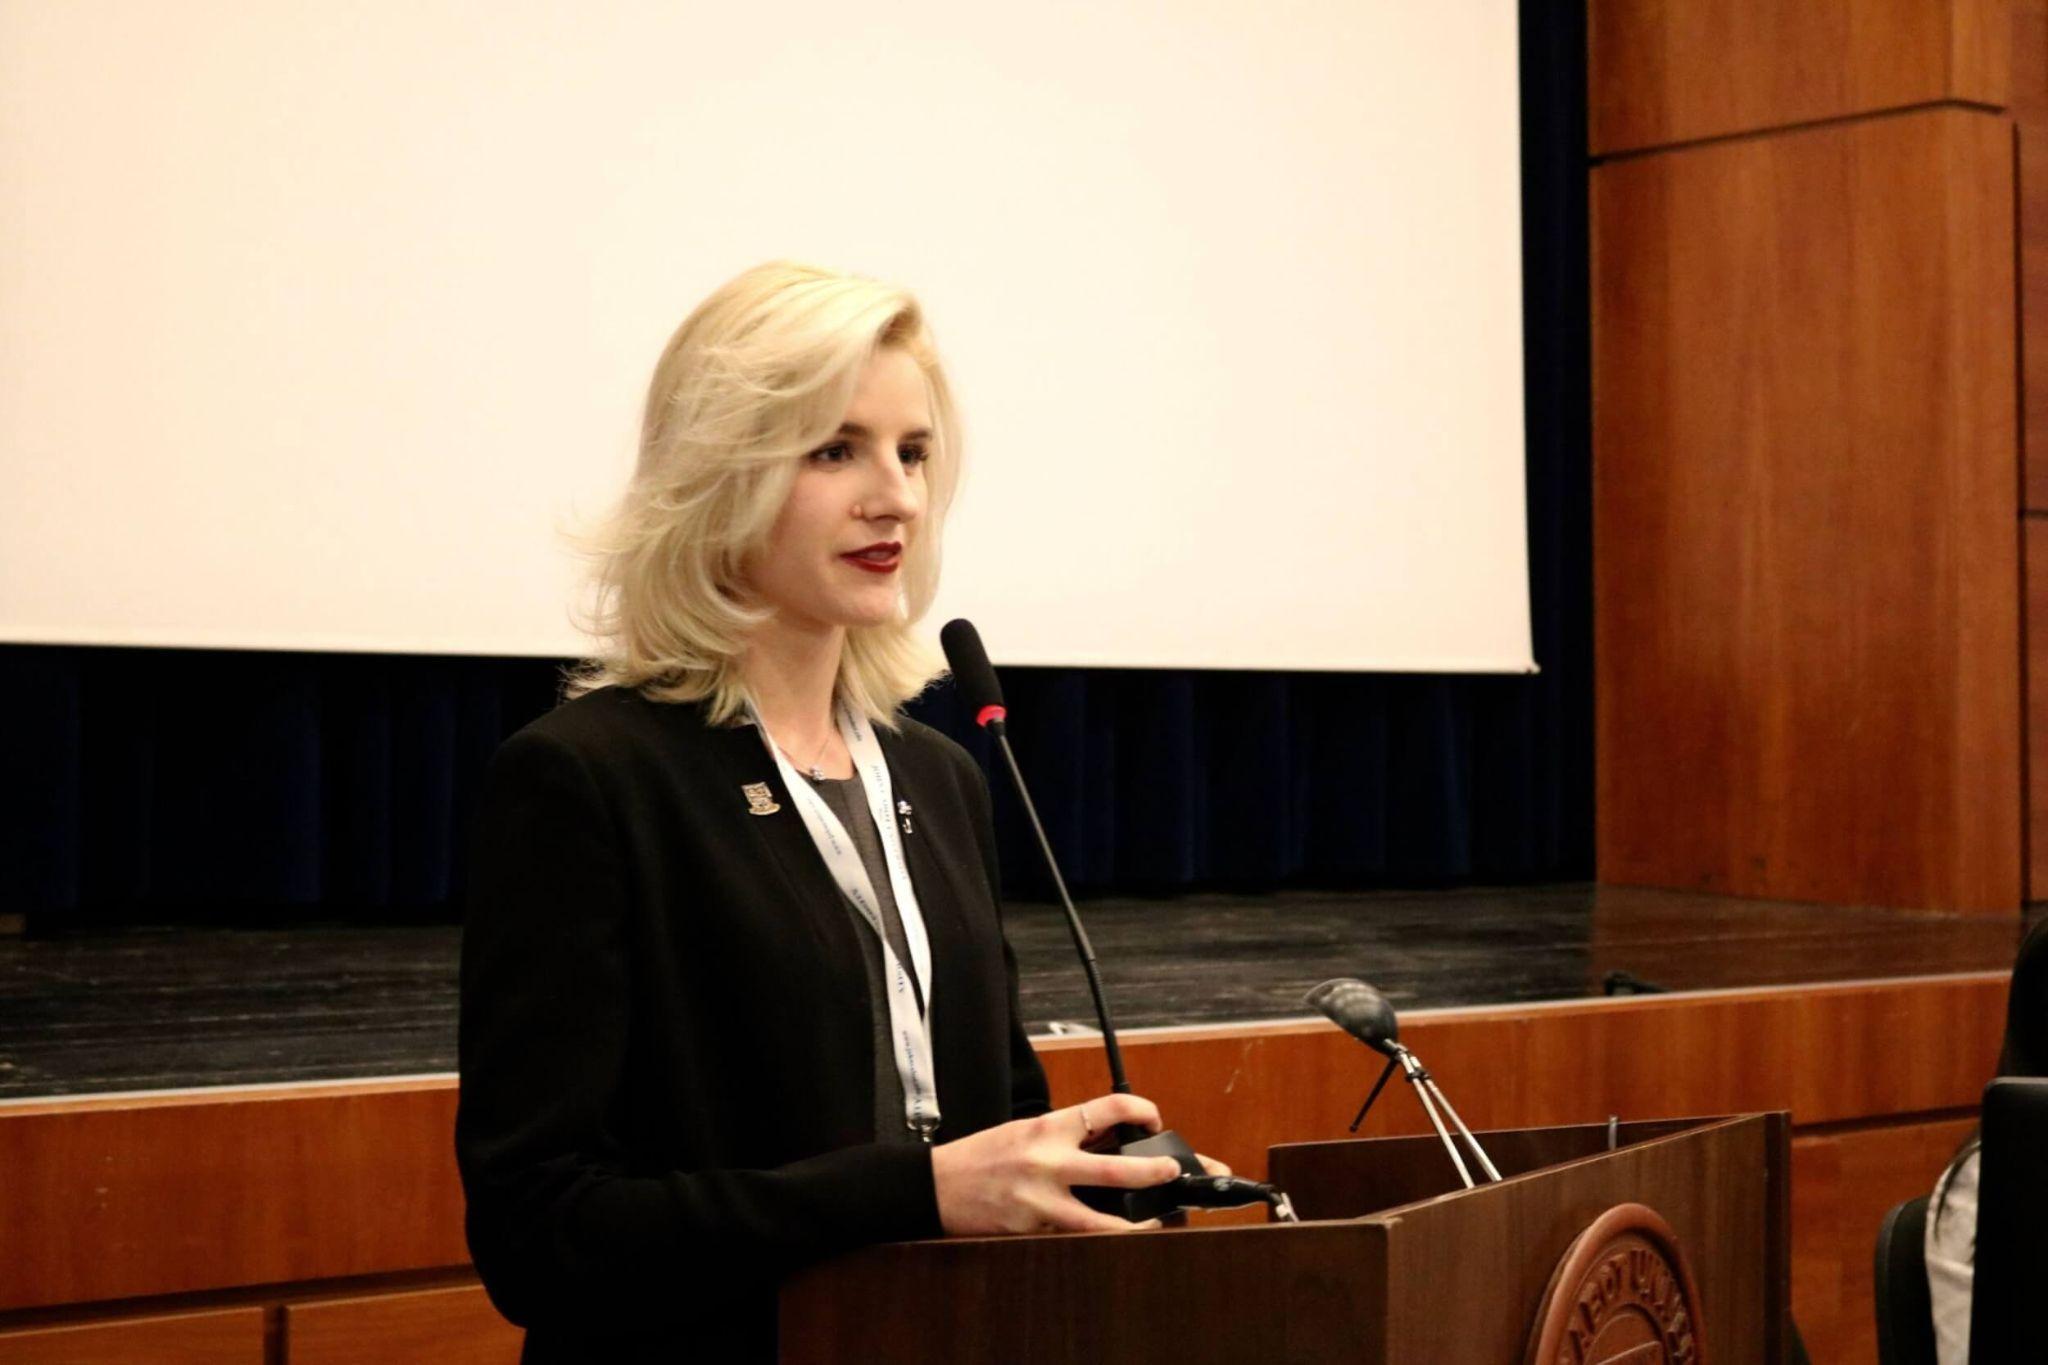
[930,1092,1184,1235]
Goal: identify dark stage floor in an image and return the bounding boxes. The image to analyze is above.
[0,885,2030,1100]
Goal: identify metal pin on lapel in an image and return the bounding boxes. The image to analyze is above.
[897,799,914,835]
[742,782,781,816]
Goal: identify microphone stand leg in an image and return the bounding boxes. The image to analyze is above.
[1398,1049,1474,1190]
[1348,1055,1400,1133]
[1418,1074,1501,1183]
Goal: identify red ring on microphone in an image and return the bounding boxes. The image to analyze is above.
[975,704,1007,729]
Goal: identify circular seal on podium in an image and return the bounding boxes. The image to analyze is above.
[1526,1202,1704,1365]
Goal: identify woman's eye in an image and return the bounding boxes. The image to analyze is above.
[807,442,852,464]
[899,444,930,466]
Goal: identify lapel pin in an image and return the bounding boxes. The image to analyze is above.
[742,781,781,816]
[897,799,914,835]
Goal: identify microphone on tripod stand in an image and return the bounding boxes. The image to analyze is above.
[1307,978,1502,1189]
[940,618,1296,1224]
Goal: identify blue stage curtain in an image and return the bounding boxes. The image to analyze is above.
[0,0,1587,923]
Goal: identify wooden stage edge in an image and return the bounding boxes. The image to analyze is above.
[0,971,2013,1362]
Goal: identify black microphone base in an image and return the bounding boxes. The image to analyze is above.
[1073,1128,1206,1223]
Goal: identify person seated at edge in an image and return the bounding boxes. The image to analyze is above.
[455,260,1225,1363]
[1924,914,2047,1364]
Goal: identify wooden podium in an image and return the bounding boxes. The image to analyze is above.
[780,1113,1790,1364]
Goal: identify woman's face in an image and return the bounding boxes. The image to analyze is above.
[749,345,932,634]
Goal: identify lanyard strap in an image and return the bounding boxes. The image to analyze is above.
[746,697,940,1142]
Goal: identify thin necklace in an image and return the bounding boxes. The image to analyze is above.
[775,729,835,781]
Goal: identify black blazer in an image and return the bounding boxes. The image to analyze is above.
[455,685,1051,1364]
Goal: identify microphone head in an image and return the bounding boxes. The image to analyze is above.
[940,619,1007,727]
[1306,978,1401,1056]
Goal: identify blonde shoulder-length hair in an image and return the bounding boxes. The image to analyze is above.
[559,260,962,728]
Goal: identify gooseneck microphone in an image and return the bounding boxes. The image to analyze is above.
[1308,977,1502,1189]
[939,619,1131,1097]
[941,618,1295,1224]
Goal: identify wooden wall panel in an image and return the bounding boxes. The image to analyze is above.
[2019,0,2048,508]
[1590,0,2011,155]
[1593,108,2022,913]
[0,1081,468,1312]
[1789,1116,1976,1365]
[0,1307,265,1364]
[284,1285,521,1365]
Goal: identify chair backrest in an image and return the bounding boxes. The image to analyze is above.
[1873,1194,1937,1365]
[1969,1077,2048,1365]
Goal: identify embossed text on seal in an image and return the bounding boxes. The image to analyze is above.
[1526,1202,1704,1365]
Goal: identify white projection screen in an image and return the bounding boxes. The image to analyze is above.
[0,1,1532,673]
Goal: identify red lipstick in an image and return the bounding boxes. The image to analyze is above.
[840,541,902,574]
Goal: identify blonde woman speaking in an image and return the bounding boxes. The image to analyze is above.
[455,261,1190,1363]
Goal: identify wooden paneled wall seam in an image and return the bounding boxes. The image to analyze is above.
[282,1285,522,1365]
[1589,0,2012,156]
[2014,0,2048,897]
[2019,0,2048,510]
[0,1307,266,1364]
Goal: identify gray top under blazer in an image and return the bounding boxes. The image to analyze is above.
[800,770,923,1145]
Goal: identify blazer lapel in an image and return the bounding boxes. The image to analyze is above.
[698,717,868,1004]
[672,713,972,1020]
